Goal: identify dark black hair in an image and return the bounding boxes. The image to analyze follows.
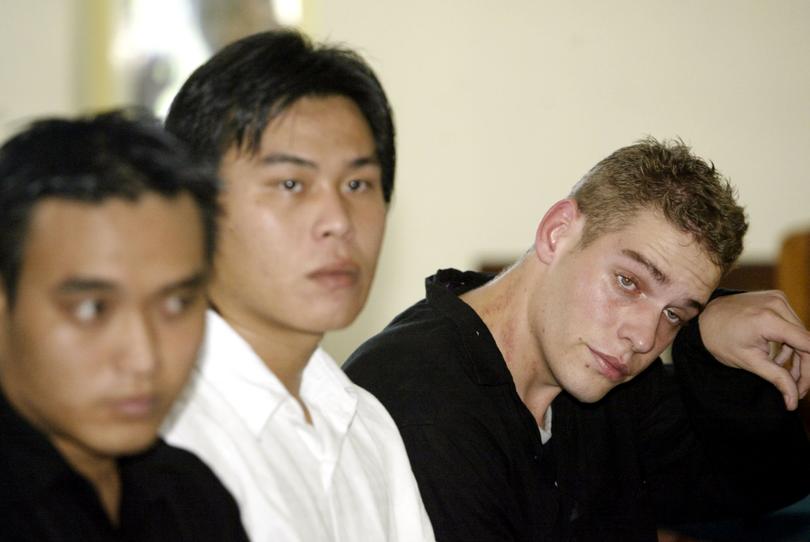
[165,29,396,202]
[0,109,219,304]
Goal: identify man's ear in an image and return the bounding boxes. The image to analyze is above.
[534,199,582,264]
[0,286,6,318]
[0,285,9,329]
[0,286,9,358]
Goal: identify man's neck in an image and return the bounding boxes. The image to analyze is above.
[52,438,121,525]
[460,258,561,426]
[209,293,322,405]
[2,384,123,523]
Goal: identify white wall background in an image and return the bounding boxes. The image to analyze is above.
[1,0,808,362]
[0,0,78,141]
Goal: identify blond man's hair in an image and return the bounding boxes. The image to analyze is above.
[571,137,748,275]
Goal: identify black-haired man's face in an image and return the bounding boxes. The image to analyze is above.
[0,194,208,463]
[211,95,387,338]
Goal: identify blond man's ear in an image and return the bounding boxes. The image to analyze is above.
[534,198,583,265]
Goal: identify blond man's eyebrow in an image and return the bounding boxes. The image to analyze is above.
[621,249,705,311]
[621,249,669,285]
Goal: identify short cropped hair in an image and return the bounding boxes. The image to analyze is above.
[571,137,748,275]
[0,109,219,304]
[165,29,397,202]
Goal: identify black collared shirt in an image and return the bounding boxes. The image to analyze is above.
[0,390,249,542]
[345,269,810,542]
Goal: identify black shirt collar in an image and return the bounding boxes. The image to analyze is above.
[0,388,81,499]
[0,387,169,533]
[0,388,248,541]
[425,268,515,387]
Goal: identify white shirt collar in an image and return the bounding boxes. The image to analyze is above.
[196,309,357,437]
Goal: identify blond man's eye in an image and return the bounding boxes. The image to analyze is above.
[664,308,682,325]
[616,274,636,290]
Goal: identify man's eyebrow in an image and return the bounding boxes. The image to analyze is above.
[55,278,117,295]
[349,156,380,169]
[621,249,670,285]
[159,270,208,295]
[260,153,316,168]
[54,271,208,297]
[621,249,705,312]
[259,153,380,170]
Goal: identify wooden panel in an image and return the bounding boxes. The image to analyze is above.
[719,263,775,291]
[777,231,810,327]
[776,230,810,435]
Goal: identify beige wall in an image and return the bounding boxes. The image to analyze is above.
[314,0,810,361]
[0,0,78,141]
[1,1,808,362]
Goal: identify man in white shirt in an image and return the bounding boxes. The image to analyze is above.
[161,30,435,541]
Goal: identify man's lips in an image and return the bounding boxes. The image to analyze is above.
[589,347,630,382]
[110,394,158,419]
[307,262,360,288]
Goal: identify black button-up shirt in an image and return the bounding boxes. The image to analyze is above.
[345,269,810,541]
[0,390,248,542]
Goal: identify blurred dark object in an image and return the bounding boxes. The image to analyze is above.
[191,0,279,51]
[662,494,810,542]
[132,55,173,112]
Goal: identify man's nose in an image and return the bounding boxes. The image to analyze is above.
[313,188,352,240]
[617,303,659,355]
[119,312,160,376]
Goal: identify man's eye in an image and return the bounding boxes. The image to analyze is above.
[663,308,682,326]
[347,179,368,192]
[162,293,197,317]
[74,299,104,323]
[164,295,185,316]
[280,179,302,192]
[616,274,637,291]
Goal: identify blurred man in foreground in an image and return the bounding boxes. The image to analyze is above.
[0,112,248,541]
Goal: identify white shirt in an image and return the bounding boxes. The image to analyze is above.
[539,406,552,444]
[162,310,435,542]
